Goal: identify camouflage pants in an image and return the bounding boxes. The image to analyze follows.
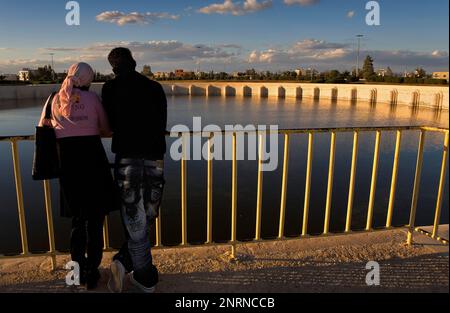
[113,157,164,283]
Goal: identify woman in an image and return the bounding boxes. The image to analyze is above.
[39,62,116,290]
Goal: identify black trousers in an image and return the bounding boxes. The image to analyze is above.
[70,215,105,271]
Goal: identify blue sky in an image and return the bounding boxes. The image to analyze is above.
[0,0,448,73]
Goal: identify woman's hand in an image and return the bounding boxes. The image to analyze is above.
[42,119,53,127]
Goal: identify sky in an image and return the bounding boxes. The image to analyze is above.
[0,0,448,74]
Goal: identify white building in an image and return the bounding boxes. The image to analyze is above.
[376,69,387,77]
[432,72,449,82]
[295,68,306,76]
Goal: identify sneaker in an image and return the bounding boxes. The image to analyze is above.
[130,272,156,293]
[108,260,126,293]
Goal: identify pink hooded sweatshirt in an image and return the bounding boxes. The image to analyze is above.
[39,63,111,138]
[39,63,111,139]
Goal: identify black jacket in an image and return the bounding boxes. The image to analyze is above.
[102,71,167,160]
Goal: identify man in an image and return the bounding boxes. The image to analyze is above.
[102,47,167,293]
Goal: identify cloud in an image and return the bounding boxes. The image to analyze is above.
[199,0,272,16]
[39,41,240,65]
[247,39,352,65]
[1,39,448,74]
[246,39,449,72]
[431,50,448,58]
[41,47,80,52]
[284,0,319,6]
[347,11,355,18]
[291,39,350,50]
[96,11,179,26]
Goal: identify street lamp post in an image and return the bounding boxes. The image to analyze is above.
[356,35,364,78]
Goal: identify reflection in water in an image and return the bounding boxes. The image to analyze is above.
[0,96,448,254]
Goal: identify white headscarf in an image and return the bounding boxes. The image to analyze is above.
[58,62,94,117]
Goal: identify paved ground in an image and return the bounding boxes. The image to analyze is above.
[0,228,448,293]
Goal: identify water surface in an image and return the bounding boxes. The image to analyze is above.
[0,96,448,254]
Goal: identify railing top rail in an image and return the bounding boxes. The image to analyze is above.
[0,125,448,142]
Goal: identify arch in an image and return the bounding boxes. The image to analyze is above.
[260,86,268,98]
[190,85,206,96]
[331,87,338,101]
[411,90,420,107]
[434,92,444,109]
[172,85,189,96]
[243,86,252,97]
[278,86,286,98]
[296,87,303,99]
[350,88,358,104]
[390,89,398,106]
[313,87,320,100]
[224,86,236,97]
[207,85,221,97]
[370,89,378,104]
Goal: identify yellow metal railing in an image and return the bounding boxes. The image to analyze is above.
[0,125,448,270]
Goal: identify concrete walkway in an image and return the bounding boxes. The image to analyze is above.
[0,228,448,293]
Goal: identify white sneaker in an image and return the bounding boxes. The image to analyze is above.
[108,260,126,293]
[130,273,156,293]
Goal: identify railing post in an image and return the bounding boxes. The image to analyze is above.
[323,132,336,235]
[345,131,359,233]
[366,131,381,231]
[155,213,162,247]
[231,132,238,258]
[43,180,56,270]
[278,134,290,239]
[206,134,213,244]
[181,134,188,246]
[407,130,426,245]
[386,130,402,228]
[103,215,110,250]
[302,132,314,236]
[11,140,29,255]
[432,131,449,239]
[255,134,264,241]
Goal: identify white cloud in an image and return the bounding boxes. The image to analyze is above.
[431,50,448,58]
[96,11,179,26]
[247,39,353,65]
[1,39,448,74]
[284,0,319,6]
[34,40,240,69]
[246,39,449,72]
[347,11,355,18]
[199,0,272,16]
[291,39,349,51]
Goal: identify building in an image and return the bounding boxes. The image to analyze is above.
[432,72,449,82]
[376,69,387,77]
[232,71,245,78]
[403,71,415,78]
[182,71,195,79]
[154,72,167,79]
[175,69,184,78]
[1,74,18,81]
[295,68,305,76]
